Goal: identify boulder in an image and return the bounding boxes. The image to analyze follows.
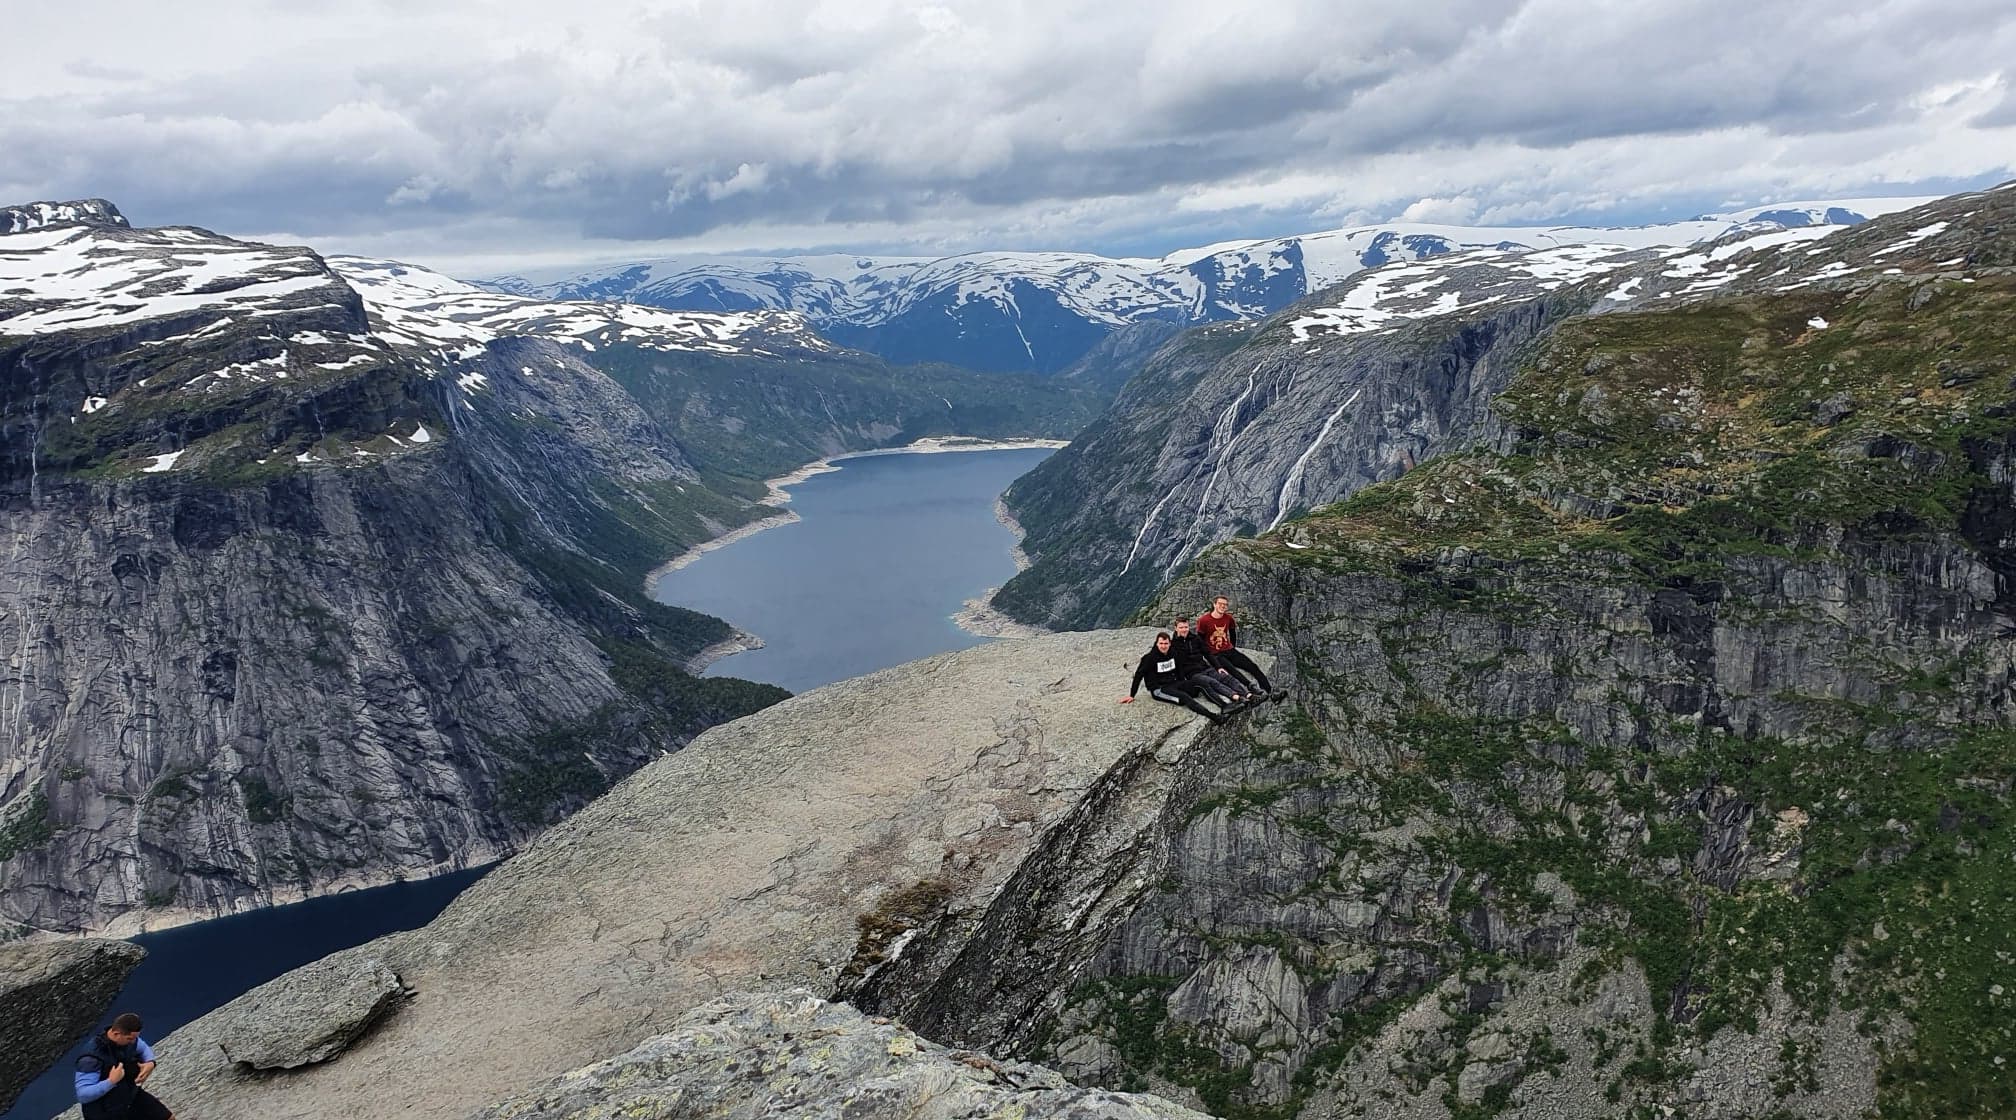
[0,938,145,1112]
[213,956,407,1070]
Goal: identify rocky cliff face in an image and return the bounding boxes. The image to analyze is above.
[0,216,784,934]
[904,183,2016,1119]
[995,187,2014,631]
[0,205,1091,936]
[993,265,1606,630]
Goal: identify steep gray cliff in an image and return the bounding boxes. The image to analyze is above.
[0,336,785,934]
[120,630,1212,1119]
[0,938,144,1111]
[992,299,1570,629]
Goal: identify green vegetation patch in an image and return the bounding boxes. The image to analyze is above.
[1262,276,2016,584]
[0,792,58,862]
[236,775,292,825]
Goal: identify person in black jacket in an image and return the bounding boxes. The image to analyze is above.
[1170,618,1252,706]
[75,1012,173,1120]
[1121,632,1227,723]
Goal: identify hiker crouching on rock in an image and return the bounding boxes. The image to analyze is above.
[1121,631,1228,724]
[1171,617,1253,707]
[1196,595,1284,701]
[75,1012,174,1120]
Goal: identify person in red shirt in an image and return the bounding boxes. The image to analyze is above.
[1195,595,1283,701]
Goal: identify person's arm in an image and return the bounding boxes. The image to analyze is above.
[135,1038,156,1082]
[1227,620,1240,649]
[75,1059,116,1103]
[1124,659,1145,700]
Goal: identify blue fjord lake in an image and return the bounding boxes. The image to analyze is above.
[7,446,1049,1118]
[652,446,1054,693]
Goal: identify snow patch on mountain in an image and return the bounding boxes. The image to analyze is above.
[1,199,128,235]
[0,222,348,337]
[1287,243,1650,341]
[330,257,833,362]
[479,195,1936,373]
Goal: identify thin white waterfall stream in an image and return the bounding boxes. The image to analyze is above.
[1267,388,1360,532]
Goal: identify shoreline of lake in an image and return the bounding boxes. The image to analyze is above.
[644,437,1069,590]
[651,445,1055,692]
[61,853,503,942]
[684,625,765,674]
[951,497,1053,639]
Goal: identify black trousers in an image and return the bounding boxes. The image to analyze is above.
[1149,686,1223,721]
[98,1088,171,1120]
[1187,670,1244,704]
[1216,649,1271,693]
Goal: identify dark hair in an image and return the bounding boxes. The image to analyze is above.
[111,1012,143,1033]
[1171,618,1187,628]
[1154,630,1171,641]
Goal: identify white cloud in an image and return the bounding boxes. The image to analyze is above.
[1398,195,1480,224]
[3,0,2011,272]
[703,163,771,202]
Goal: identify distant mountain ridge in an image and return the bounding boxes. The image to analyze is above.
[482,197,1937,373]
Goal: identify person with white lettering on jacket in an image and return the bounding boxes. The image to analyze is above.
[1121,631,1227,724]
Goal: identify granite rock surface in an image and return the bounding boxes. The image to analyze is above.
[131,629,1212,1119]
[211,955,408,1071]
[481,989,1208,1120]
[0,938,144,1113]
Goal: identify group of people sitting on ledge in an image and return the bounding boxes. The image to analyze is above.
[1122,595,1285,724]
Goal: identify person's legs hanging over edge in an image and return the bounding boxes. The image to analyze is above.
[1151,686,1226,723]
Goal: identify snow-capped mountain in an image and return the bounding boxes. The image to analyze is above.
[0,213,843,468]
[482,197,1938,374]
[1,198,130,235]
[0,205,355,340]
[328,256,834,363]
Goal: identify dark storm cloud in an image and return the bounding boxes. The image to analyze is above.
[3,0,2011,270]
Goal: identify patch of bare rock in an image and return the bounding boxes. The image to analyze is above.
[483,989,1205,1120]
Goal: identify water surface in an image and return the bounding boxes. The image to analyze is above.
[653,448,1051,692]
[5,869,485,1120]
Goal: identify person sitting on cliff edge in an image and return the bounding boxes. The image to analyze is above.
[1170,617,1253,707]
[1196,595,1286,701]
[1121,631,1228,724]
[75,1012,174,1120]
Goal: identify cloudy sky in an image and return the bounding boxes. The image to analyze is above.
[6,0,2014,275]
